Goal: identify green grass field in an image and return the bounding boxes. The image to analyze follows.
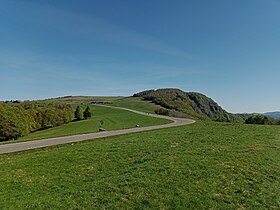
[110,97,162,113]
[0,105,170,144]
[45,95,161,114]
[44,96,123,104]
[0,121,279,209]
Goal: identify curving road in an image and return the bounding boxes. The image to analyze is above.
[0,106,195,154]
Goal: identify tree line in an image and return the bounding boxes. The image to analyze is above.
[0,103,92,141]
[245,114,280,125]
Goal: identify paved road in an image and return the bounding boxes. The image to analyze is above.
[0,106,195,154]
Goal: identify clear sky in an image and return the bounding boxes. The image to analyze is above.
[0,0,279,113]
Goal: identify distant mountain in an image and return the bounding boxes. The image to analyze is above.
[133,88,234,121]
[264,112,280,119]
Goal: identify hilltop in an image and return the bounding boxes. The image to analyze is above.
[41,88,236,122]
[29,88,277,124]
[42,88,234,122]
[133,88,234,122]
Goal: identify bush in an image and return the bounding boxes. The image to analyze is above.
[169,110,188,118]
[83,106,92,119]
[155,108,170,116]
[245,115,269,125]
[75,106,84,121]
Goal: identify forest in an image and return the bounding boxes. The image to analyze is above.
[0,102,90,141]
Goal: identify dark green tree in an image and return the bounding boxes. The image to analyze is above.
[245,115,269,125]
[0,104,34,140]
[75,106,84,120]
[41,108,57,128]
[83,106,92,119]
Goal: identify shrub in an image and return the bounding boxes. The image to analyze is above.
[75,106,84,121]
[245,115,269,125]
[155,108,170,116]
[83,106,92,119]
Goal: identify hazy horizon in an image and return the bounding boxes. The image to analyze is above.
[1,0,279,113]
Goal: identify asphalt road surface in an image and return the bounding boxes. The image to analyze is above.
[0,106,195,154]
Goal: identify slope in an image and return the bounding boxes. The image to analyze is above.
[0,122,279,209]
[134,88,233,121]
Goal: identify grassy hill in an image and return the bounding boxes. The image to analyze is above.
[134,88,233,121]
[43,95,160,114]
[110,97,162,114]
[3,91,199,143]
[1,93,280,209]
[44,96,123,104]
[43,88,234,122]
[2,88,273,144]
[1,105,170,144]
[0,121,279,209]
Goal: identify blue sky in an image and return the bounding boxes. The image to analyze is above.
[0,0,279,113]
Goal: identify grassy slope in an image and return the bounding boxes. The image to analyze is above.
[12,105,170,142]
[0,121,279,209]
[110,97,162,113]
[44,96,123,104]
[45,95,161,114]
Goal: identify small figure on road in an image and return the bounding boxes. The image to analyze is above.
[99,120,105,131]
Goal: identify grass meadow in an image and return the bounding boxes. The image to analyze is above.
[1,105,170,144]
[110,97,162,113]
[46,95,162,114]
[0,121,279,209]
